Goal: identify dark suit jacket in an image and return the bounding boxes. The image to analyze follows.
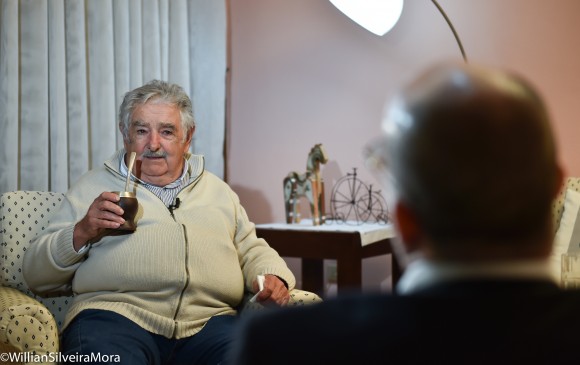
[229,280,580,365]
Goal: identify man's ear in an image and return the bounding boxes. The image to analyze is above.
[183,127,195,152]
[120,122,130,151]
[394,201,425,255]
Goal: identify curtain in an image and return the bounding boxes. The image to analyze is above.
[0,0,227,194]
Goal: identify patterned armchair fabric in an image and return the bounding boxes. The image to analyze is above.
[0,287,59,363]
[552,177,580,232]
[0,191,321,362]
[1,192,67,364]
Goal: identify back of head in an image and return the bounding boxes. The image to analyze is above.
[382,63,560,256]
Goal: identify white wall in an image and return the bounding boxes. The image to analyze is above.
[227,0,580,292]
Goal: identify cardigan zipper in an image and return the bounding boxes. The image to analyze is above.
[172,223,190,338]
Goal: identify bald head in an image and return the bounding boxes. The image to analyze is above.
[382,63,561,256]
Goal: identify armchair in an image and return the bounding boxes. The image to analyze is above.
[0,191,321,361]
[552,177,580,231]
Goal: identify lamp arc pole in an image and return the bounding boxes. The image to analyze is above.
[430,0,468,63]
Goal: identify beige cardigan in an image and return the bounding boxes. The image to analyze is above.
[23,149,295,338]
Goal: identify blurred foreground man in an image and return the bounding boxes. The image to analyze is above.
[228,63,580,365]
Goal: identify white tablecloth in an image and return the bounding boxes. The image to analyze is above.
[255,219,396,247]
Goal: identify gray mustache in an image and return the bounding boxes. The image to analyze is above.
[142,151,167,158]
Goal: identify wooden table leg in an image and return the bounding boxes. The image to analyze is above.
[391,253,402,286]
[302,258,324,296]
[336,255,362,295]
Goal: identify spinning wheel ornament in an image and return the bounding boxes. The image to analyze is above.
[329,168,389,225]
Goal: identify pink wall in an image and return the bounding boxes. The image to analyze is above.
[227,0,580,291]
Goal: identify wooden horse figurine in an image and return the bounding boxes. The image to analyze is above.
[283,144,329,225]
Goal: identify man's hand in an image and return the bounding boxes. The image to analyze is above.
[73,192,125,251]
[252,274,290,306]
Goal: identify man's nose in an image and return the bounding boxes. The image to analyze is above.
[148,132,161,151]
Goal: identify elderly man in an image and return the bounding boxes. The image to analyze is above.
[228,63,580,365]
[23,80,294,364]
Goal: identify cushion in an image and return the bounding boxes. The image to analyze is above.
[551,189,580,284]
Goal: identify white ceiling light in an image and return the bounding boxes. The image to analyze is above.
[329,0,404,36]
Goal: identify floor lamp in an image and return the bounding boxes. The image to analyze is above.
[329,0,468,62]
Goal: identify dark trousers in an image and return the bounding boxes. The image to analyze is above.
[61,309,236,365]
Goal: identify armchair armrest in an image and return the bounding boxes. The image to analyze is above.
[240,288,322,313]
[0,287,59,359]
[288,289,323,306]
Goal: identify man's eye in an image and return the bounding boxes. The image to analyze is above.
[161,130,174,136]
[136,129,147,134]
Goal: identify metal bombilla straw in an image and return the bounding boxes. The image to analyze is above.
[125,152,136,192]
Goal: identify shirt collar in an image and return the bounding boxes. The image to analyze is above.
[119,152,190,188]
[396,257,556,295]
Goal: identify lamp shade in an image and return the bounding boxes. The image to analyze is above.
[329,0,404,36]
